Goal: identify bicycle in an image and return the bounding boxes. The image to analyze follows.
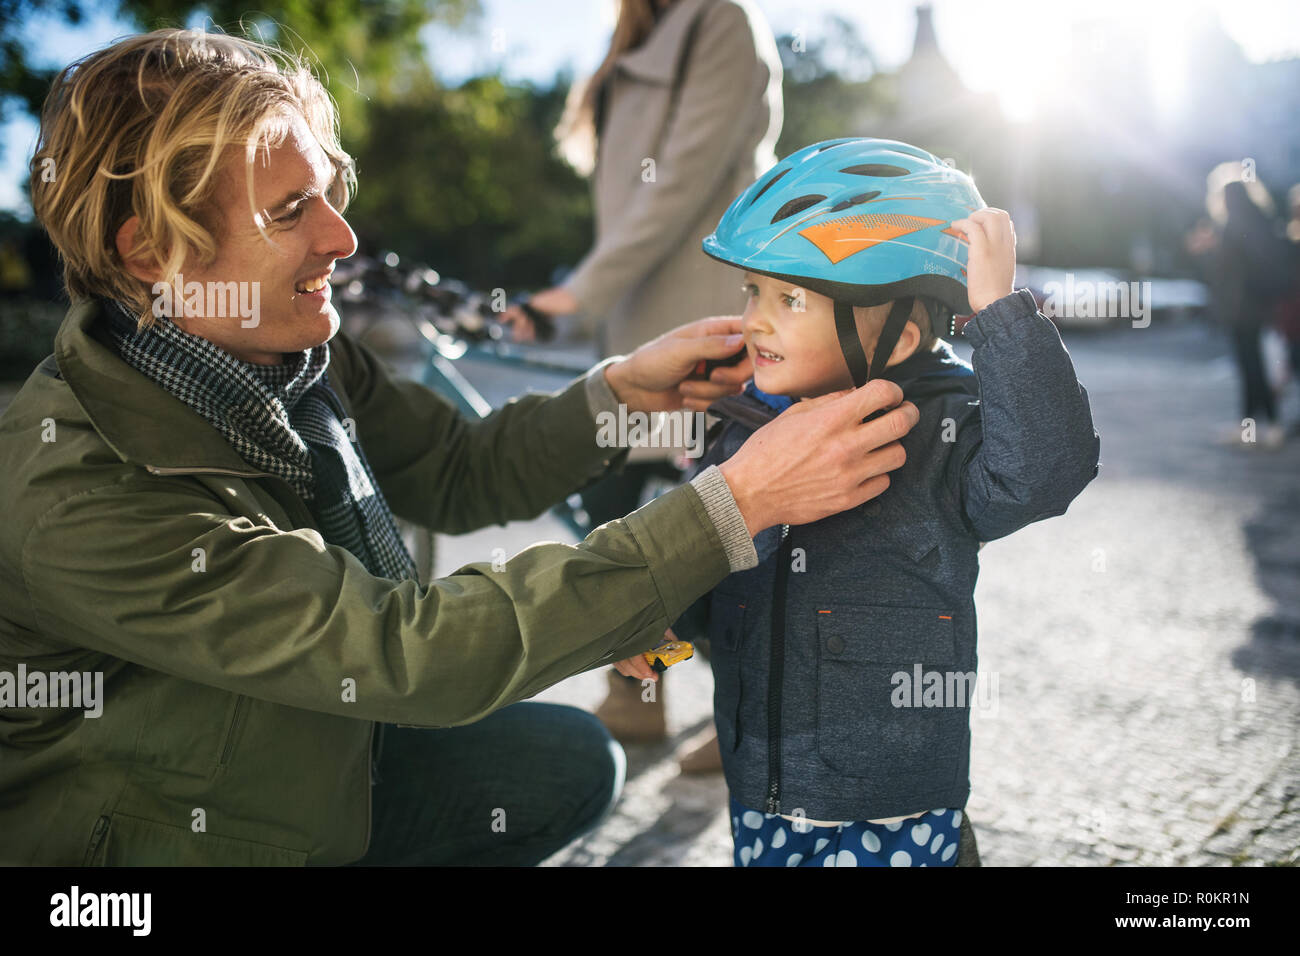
[331,253,679,582]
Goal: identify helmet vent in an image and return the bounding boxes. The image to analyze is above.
[749,168,791,206]
[829,190,881,211]
[771,194,826,224]
[841,163,911,177]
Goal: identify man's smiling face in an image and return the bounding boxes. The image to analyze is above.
[169,111,357,364]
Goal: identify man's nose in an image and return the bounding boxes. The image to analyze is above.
[315,198,358,262]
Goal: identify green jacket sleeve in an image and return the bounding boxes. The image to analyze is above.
[20,471,732,729]
[324,330,623,535]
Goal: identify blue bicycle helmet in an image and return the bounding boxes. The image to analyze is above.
[703,137,986,388]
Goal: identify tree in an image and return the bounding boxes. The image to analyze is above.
[0,0,479,144]
[346,70,593,289]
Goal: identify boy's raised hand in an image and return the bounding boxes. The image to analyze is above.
[950,208,1017,314]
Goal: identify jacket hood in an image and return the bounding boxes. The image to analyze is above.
[614,0,718,83]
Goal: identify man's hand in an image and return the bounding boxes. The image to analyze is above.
[950,208,1016,313]
[613,626,684,682]
[718,380,919,537]
[604,316,753,413]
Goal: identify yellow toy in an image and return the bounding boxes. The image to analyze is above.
[643,639,695,673]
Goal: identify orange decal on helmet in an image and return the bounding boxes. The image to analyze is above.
[799,214,946,264]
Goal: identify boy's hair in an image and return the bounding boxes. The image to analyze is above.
[856,298,939,356]
[30,28,355,327]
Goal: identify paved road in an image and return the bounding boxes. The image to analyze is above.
[422,318,1300,867]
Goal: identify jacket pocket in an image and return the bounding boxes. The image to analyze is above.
[852,506,942,567]
[814,605,966,787]
[85,811,309,866]
[135,679,245,778]
[708,596,746,753]
[218,695,250,769]
[82,814,112,866]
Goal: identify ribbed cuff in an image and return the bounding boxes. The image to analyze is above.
[960,288,1038,347]
[689,464,758,571]
[584,356,625,421]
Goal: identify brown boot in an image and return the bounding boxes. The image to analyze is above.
[675,727,723,774]
[593,668,666,744]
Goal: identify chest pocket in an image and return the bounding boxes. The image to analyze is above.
[134,676,248,779]
[814,605,966,789]
[852,499,942,568]
[708,596,747,753]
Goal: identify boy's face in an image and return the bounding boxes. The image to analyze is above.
[739,272,884,398]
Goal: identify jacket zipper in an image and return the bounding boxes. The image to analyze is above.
[219,696,249,766]
[370,722,385,785]
[82,814,111,865]
[765,523,793,814]
[361,721,377,859]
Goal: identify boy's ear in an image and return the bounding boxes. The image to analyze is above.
[883,320,921,368]
[114,216,162,284]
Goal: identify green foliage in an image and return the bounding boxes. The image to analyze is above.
[115,0,479,139]
[0,1,86,124]
[0,0,478,141]
[773,19,894,155]
[345,71,592,289]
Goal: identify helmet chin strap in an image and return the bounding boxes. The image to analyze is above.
[833,300,870,388]
[834,297,915,389]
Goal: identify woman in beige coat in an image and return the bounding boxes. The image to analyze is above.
[505,0,782,760]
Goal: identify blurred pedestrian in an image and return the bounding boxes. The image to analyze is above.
[1275,184,1300,425]
[1189,162,1293,449]
[503,0,782,764]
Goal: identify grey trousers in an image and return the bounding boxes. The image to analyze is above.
[956,812,981,866]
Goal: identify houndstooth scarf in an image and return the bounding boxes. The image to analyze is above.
[102,300,417,582]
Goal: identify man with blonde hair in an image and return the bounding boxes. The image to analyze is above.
[0,28,918,865]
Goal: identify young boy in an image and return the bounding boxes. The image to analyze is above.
[617,138,1100,866]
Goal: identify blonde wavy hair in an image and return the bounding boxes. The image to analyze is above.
[30,28,356,327]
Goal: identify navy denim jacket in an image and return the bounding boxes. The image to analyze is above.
[672,289,1101,821]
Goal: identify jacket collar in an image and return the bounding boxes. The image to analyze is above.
[876,338,978,401]
[54,298,274,476]
[615,0,715,83]
[711,340,977,429]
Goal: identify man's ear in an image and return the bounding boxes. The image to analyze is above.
[114,216,161,284]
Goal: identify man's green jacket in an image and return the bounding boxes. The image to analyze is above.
[0,300,735,865]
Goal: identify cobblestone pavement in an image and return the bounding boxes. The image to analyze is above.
[428,319,1300,867]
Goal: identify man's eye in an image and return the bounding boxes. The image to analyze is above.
[741,283,758,298]
[276,205,305,224]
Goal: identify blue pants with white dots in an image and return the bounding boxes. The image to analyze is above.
[730,796,964,867]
